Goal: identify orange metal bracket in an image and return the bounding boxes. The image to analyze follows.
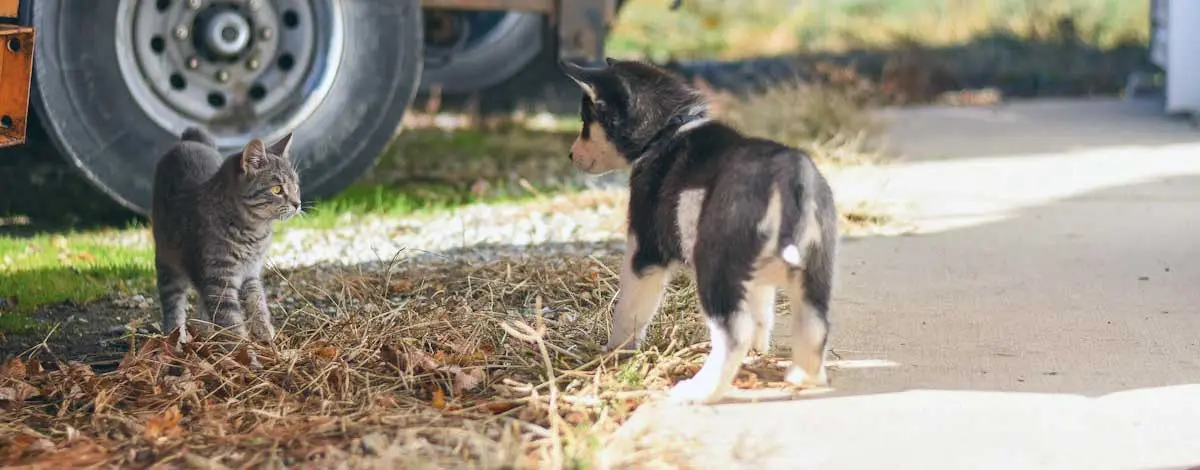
[0,24,34,148]
[0,0,17,18]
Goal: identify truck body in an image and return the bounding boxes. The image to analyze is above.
[0,0,618,214]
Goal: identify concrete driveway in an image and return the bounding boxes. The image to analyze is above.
[605,98,1200,469]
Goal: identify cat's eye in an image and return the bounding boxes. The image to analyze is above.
[270,185,283,195]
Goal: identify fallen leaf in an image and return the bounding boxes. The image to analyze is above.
[388,279,414,294]
[451,367,485,395]
[233,348,255,367]
[2,435,56,465]
[26,358,42,376]
[314,346,339,359]
[0,357,26,379]
[66,361,95,377]
[444,352,486,365]
[72,251,96,262]
[374,393,399,409]
[430,388,446,409]
[380,344,405,371]
[143,406,183,441]
[484,402,519,414]
[410,350,440,373]
[733,372,760,389]
[564,410,589,425]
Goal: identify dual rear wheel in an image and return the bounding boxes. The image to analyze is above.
[28,0,578,215]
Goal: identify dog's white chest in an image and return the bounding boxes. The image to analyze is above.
[675,188,705,263]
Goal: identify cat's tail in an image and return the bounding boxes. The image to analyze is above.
[180,127,217,147]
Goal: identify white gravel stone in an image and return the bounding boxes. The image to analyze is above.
[265,188,629,270]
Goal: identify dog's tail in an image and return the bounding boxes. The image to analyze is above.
[776,158,815,268]
[181,126,217,147]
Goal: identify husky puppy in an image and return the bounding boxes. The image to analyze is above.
[560,58,839,405]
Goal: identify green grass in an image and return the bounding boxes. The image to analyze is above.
[0,231,155,332]
[0,126,583,319]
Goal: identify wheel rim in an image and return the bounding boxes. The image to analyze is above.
[419,10,543,93]
[114,0,343,148]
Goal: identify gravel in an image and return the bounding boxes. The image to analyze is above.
[268,188,630,270]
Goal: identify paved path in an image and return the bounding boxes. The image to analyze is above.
[605,98,1200,469]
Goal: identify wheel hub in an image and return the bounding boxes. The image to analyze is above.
[418,10,545,93]
[203,9,252,57]
[117,0,341,145]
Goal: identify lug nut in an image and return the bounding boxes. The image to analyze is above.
[216,70,230,83]
[186,56,201,69]
[259,27,273,41]
[187,0,202,9]
[173,26,190,40]
[246,58,261,71]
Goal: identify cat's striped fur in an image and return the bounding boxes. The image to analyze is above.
[151,127,301,345]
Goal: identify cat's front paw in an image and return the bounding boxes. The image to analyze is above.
[165,326,190,352]
[666,377,726,405]
[248,319,276,344]
[602,340,632,353]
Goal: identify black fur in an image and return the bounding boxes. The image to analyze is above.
[562,58,839,402]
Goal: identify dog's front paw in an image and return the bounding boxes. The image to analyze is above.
[666,377,725,405]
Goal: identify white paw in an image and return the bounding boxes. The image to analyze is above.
[667,377,725,405]
[751,332,770,355]
[784,366,829,389]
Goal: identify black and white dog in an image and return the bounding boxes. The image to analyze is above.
[560,58,839,404]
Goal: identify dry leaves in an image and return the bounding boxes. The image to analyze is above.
[0,252,733,468]
[1,356,28,379]
[143,406,184,441]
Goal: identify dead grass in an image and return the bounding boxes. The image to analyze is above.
[698,62,884,167]
[0,246,804,469]
[0,54,898,470]
[0,196,910,469]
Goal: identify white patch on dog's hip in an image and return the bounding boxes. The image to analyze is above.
[675,188,705,263]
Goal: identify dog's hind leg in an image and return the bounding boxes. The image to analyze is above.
[668,302,755,405]
[747,284,777,355]
[668,266,759,404]
[784,243,834,388]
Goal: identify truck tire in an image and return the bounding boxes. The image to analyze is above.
[418,2,628,116]
[31,0,424,215]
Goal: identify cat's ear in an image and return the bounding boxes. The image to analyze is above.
[240,139,267,173]
[268,132,294,158]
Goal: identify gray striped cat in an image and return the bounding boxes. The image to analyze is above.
[151,127,301,346]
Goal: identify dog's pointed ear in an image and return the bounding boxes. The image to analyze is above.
[605,57,618,66]
[559,59,602,101]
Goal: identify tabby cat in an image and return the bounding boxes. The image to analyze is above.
[151,127,301,345]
